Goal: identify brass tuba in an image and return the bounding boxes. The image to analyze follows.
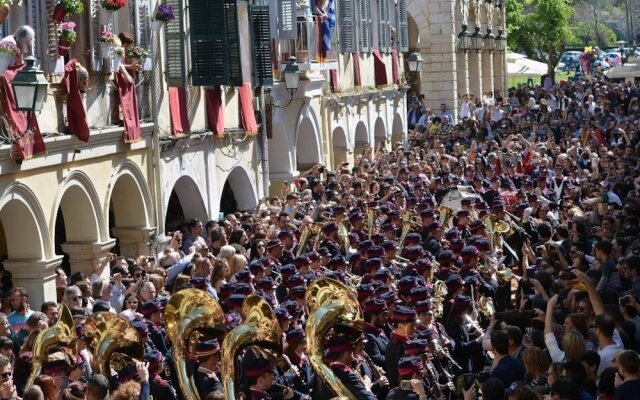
[437,206,455,231]
[26,304,76,387]
[305,278,364,400]
[221,295,282,400]
[165,288,226,400]
[83,312,145,379]
[432,280,448,319]
[483,215,511,254]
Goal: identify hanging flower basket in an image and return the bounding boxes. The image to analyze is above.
[151,20,162,32]
[99,42,112,59]
[0,4,10,24]
[57,22,76,56]
[113,56,121,71]
[58,37,71,56]
[51,4,66,23]
[98,8,112,25]
[0,41,17,76]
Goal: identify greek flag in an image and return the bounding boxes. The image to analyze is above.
[322,0,336,53]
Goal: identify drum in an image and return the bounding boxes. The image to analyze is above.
[438,186,482,210]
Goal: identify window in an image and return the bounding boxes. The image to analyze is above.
[250,5,273,87]
[165,0,186,87]
[355,0,371,53]
[338,0,354,54]
[377,0,389,53]
[397,0,408,52]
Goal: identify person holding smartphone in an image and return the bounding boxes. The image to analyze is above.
[386,357,428,399]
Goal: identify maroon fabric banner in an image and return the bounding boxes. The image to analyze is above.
[391,49,400,85]
[205,88,224,136]
[114,71,141,143]
[238,82,258,135]
[353,51,361,89]
[372,50,388,87]
[62,59,90,143]
[168,87,190,137]
[330,70,338,93]
[0,64,46,160]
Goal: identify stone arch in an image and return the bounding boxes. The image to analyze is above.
[105,161,154,229]
[268,109,294,175]
[0,183,51,260]
[354,121,369,155]
[332,127,348,169]
[374,117,387,148]
[165,175,208,231]
[391,113,405,147]
[295,117,321,170]
[220,166,258,214]
[407,0,430,46]
[52,171,105,246]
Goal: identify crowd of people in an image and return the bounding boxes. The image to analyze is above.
[0,72,640,400]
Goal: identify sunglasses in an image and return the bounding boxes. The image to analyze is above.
[0,372,11,378]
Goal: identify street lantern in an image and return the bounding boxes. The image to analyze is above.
[471,26,483,51]
[458,24,472,52]
[282,56,300,95]
[616,40,627,65]
[495,29,506,52]
[484,28,496,52]
[11,56,48,112]
[407,52,423,72]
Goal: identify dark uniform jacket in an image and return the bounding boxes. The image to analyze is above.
[330,362,377,400]
[249,388,272,400]
[386,388,422,400]
[320,238,342,257]
[193,366,223,399]
[385,332,408,389]
[363,323,389,368]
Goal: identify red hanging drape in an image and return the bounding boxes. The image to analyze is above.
[0,64,46,160]
[238,82,258,135]
[168,87,190,137]
[205,88,224,136]
[353,51,361,90]
[62,59,90,143]
[330,70,339,93]
[372,50,388,87]
[114,71,141,143]
[391,49,400,85]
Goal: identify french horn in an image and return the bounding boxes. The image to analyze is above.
[305,278,364,400]
[83,312,145,379]
[165,288,226,400]
[221,295,282,400]
[26,304,76,387]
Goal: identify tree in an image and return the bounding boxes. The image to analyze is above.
[567,21,617,47]
[506,0,574,80]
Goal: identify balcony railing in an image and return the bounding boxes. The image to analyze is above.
[278,16,337,71]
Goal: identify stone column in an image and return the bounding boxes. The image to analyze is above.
[482,51,494,95]
[457,51,470,98]
[3,257,63,308]
[111,227,156,259]
[468,50,482,97]
[421,0,459,118]
[62,239,117,281]
[493,51,506,97]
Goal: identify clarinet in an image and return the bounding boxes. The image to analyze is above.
[361,351,386,383]
[423,359,445,400]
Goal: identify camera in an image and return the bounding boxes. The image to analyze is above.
[318,166,326,173]
[456,372,490,398]
[620,296,632,307]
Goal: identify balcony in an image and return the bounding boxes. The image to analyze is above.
[278,16,338,72]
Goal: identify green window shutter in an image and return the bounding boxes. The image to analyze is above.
[377,0,389,53]
[224,0,243,87]
[189,0,227,86]
[278,0,296,41]
[250,5,273,87]
[338,0,354,54]
[397,0,408,52]
[165,0,186,87]
[357,0,371,53]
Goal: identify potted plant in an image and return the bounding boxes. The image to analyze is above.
[126,46,149,65]
[113,46,125,70]
[52,0,84,24]
[98,0,127,25]
[151,3,175,32]
[57,21,76,56]
[97,30,121,59]
[0,40,17,76]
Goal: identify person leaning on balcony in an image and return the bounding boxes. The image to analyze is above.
[118,31,142,75]
[0,25,35,67]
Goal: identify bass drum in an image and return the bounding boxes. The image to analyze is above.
[438,186,482,210]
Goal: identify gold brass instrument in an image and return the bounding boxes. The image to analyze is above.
[483,215,511,254]
[222,295,282,400]
[338,221,350,253]
[365,207,379,239]
[83,312,145,378]
[297,223,320,257]
[397,213,413,252]
[437,206,455,231]
[26,305,76,387]
[497,268,515,286]
[477,264,495,283]
[305,278,364,400]
[165,288,226,400]
[432,279,448,319]
[478,296,495,318]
